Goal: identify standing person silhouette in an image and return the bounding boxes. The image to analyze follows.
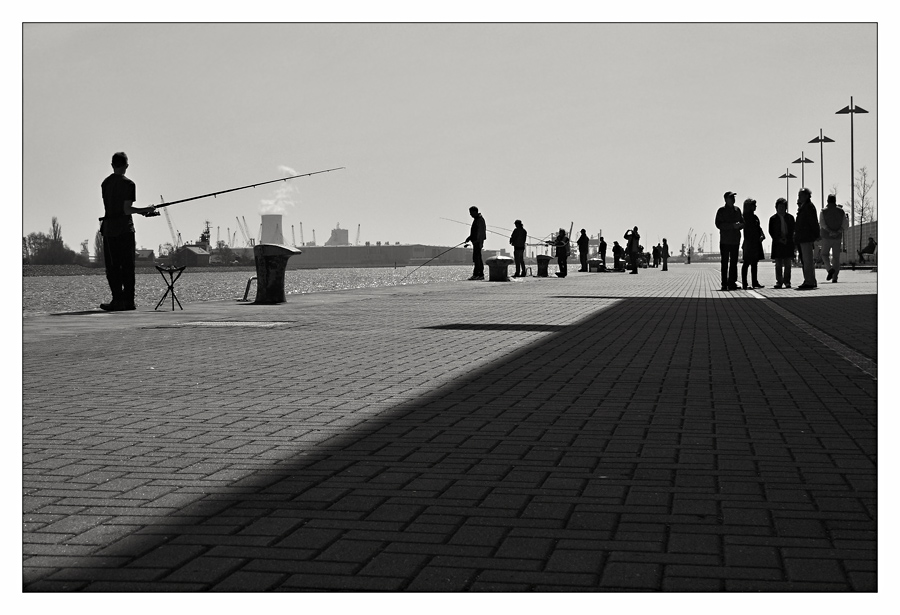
[661,238,670,271]
[465,206,486,280]
[509,219,527,277]
[794,188,820,290]
[768,197,795,289]
[547,229,570,277]
[612,241,624,271]
[577,229,590,271]
[715,191,744,291]
[740,198,766,289]
[819,194,848,283]
[99,152,156,311]
[624,226,641,274]
[598,236,607,270]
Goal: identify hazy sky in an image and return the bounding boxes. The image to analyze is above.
[21,21,877,255]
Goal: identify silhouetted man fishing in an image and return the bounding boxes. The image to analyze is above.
[99,152,156,311]
[465,206,487,280]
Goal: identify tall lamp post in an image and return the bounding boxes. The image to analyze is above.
[778,168,797,201]
[836,96,868,251]
[809,129,835,210]
[792,152,814,191]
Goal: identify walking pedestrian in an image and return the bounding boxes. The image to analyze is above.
[768,197,795,289]
[577,229,590,272]
[99,152,156,311]
[794,188,820,290]
[624,226,641,274]
[509,219,527,277]
[465,206,486,280]
[715,191,744,291]
[740,198,766,289]
[661,238,670,271]
[819,195,848,283]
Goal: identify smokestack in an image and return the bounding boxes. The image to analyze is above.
[260,214,285,245]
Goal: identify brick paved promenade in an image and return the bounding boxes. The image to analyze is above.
[22,263,878,591]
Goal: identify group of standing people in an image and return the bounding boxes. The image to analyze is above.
[715,187,849,291]
[465,206,671,280]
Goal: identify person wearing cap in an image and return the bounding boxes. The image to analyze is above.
[99,152,156,311]
[819,194,848,283]
[509,219,527,277]
[768,197,796,289]
[793,187,820,289]
[577,229,590,272]
[715,191,744,290]
[465,206,487,280]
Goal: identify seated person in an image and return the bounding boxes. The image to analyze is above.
[857,237,877,262]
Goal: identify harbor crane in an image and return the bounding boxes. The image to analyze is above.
[242,216,255,247]
[697,233,707,253]
[235,216,250,247]
[161,198,181,248]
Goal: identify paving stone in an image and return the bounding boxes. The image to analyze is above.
[22,267,877,591]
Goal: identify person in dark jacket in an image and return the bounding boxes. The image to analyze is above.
[740,198,766,289]
[598,236,607,270]
[465,206,487,280]
[661,238,670,271]
[793,188,819,289]
[509,219,527,277]
[612,241,624,271]
[624,227,641,274]
[768,197,795,289]
[99,151,156,311]
[715,190,744,291]
[547,229,570,277]
[577,229,590,271]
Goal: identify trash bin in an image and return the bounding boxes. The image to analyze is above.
[253,243,302,304]
[536,254,552,278]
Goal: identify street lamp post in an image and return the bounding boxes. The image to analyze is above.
[809,129,835,210]
[778,168,797,201]
[836,96,868,253]
[792,152,814,191]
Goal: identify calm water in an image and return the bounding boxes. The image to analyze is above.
[22,266,473,317]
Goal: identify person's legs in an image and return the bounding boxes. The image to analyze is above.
[750,261,760,286]
[472,242,484,278]
[782,257,792,286]
[120,233,136,306]
[727,245,739,287]
[720,242,729,288]
[774,258,784,287]
[102,235,123,303]
[514,248,524,276]
[741,260,749,288]
[799,242,816,286]
[662,256,668,271]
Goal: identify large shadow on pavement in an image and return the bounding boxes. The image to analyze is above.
[28,295,877,592]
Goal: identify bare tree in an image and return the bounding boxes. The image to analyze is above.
[855,166,875,226]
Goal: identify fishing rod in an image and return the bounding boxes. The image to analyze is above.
[399,241,467,282]
[439,217,550,245]
[142,166,346,215]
